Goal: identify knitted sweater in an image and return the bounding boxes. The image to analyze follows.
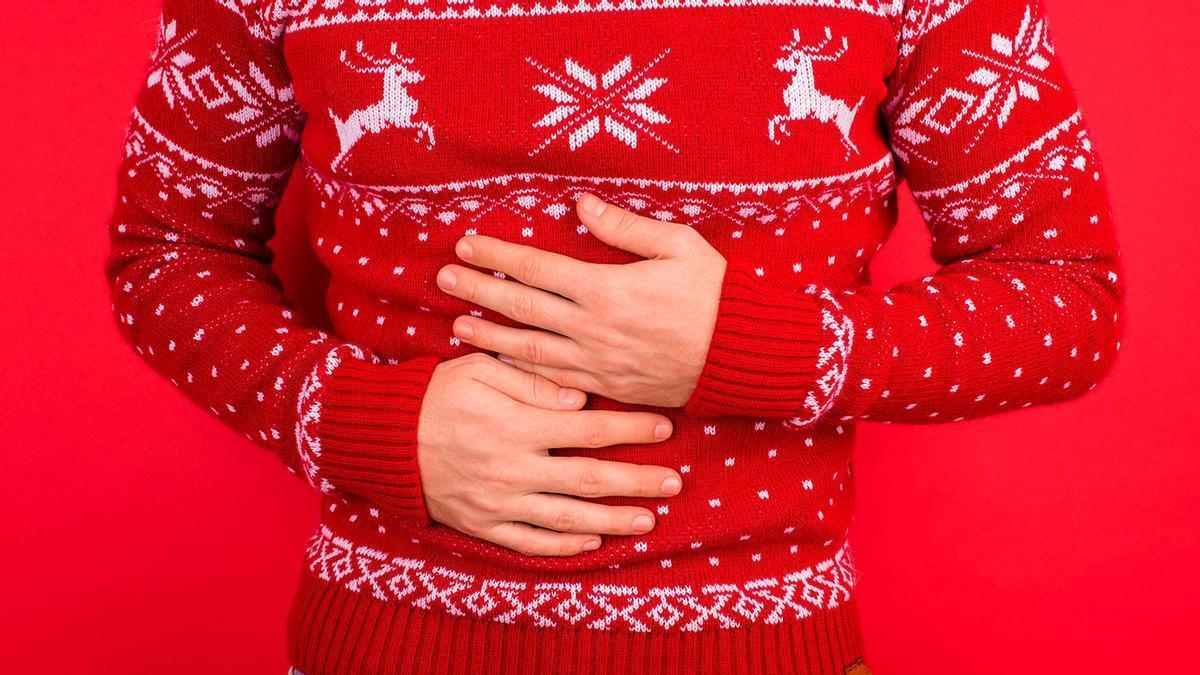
[105,0,1123,672]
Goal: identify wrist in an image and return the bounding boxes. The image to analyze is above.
[683,268,853,424]
[297,346,441,524]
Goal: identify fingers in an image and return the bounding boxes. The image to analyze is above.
[466,354,587,410]
[517,494,659,536]
[453,317,586,372]
[497,355,604,397]
[437,264,579,334]
[539,409,674,449]
[455,236,594,301]
[576,193,687,259]
[482,522,601,558]
[535,456,683,499]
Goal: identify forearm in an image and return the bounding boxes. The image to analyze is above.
[831,244,1122,424]
[106,0,440,522]
[687,0,1124,426]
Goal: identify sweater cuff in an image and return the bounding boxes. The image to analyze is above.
[297,348,441,525]
[684,268,854,424]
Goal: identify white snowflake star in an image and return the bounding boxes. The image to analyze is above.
[526,50,678,156]
[146,20,199,118]
[961,5,1059,144]
[145,19,299,147]
[886,4,1060,163]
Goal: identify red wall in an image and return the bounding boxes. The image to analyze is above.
[2,2,1198,673]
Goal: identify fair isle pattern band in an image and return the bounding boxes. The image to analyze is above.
[303,155,895,232]
[911,112,1100,241]
[306,152,894,195]
[306,525,858,632]
[913,111,1087,199]
[216,0,283,41]
[897,0,976,57]
[124,111,289,222]
[284,0,902,30]
[295,344,371,494]
[788,290,854,429]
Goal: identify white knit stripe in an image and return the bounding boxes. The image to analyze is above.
[302,152,895,196]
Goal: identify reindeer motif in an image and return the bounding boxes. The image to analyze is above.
[769,28,865,157]
[329,42,435,171]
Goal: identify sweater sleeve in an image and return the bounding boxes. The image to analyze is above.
[105,0,439,523]
[685,0,1124,425]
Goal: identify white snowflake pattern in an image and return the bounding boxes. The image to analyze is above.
[146,20,200,120]
[887,4,1059,164]
[526,50,678,156]
[145,18,300,147]
[960,5,1058,146]
[215,47,302,148]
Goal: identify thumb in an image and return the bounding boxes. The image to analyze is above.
[576,192,682,259]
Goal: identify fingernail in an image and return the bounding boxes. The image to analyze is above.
[453,319,474,339]
[456,239,474,261]
[661,476,682,496]
[559,388,581,405]
[581,193,606,218]
[498,354,516,366]
[583,538,601,552]
[632,515,654,534]
[437,268,457,291]
[654,421,672,440]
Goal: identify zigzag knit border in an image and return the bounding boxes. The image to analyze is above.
[306,525,858,632]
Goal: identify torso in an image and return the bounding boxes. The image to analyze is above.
[286,0,899,633]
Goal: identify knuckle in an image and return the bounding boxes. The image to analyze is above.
[460,516,488,537]
[462,276,480,303]
[667,228,695,251]
[615,211,639,235]
[522,334,544,364]
[463,351,495,373]
[579,278,606,307]
[554,369,576,390]
[509,293,535,323]
[582,276,613,310]
[576,465,605,498]
[477,496,505,517]
[517,255,541,285]
[553,507,579,532]
[522,370,542,404]
[464,351,491,366]
[486,462,518,489]
[582,417,610,447]
[599,281,631,316]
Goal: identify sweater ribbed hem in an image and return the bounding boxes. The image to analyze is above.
[316,355,441,525]
[286,566,865,675]
[685,268,832,420]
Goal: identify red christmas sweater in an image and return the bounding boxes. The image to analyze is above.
[106,0,1123,672]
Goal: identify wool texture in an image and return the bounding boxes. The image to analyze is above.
[106,0,1123,672]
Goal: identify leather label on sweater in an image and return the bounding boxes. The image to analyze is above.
[845,658,872,675]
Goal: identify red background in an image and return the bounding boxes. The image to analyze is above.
[2,2,1197,673]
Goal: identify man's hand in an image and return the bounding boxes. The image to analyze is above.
[417,353,683,557]
[436,193,727,408]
